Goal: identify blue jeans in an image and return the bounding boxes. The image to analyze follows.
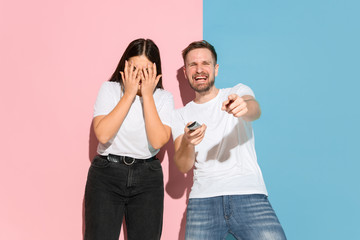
[84,155,164,240]
[185,194,286,240]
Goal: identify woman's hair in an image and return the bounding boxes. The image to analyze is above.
[109,38,163,90]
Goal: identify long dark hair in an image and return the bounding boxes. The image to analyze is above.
[109,38,163,91]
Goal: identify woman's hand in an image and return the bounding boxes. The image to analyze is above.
[140,63,162,97]
[120,60,141,98]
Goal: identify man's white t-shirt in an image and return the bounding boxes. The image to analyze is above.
[172,84,268,199]
[94,81,174,158]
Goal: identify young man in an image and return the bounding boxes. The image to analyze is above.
[172,40,287,240]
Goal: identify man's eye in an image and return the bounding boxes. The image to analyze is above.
[133,67,137,72]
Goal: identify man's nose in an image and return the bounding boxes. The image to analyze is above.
[196,65,203,73]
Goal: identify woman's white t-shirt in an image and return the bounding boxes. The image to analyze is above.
[94,81,174,158]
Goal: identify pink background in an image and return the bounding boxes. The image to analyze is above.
[0,0,201,239]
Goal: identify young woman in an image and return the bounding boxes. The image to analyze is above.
[84,39,174,240]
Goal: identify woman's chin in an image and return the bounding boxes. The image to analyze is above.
[136,88,142,96]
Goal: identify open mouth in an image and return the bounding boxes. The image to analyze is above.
[193,74,208,82]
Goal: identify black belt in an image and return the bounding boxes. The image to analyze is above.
[99,154,157,166]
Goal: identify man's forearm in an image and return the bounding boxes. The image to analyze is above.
[174,135,195,173]
[242,98,261,122]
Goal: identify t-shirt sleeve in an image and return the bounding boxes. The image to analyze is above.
[93,82,117,117]
[171,109,186,142]
[231,83,255,98]
[158,92,175,127]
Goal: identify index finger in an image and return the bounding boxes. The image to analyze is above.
[222,99,230,110]
[189,124,206,136]
[147,63,153,79]
[228,94,238,101]
[124,60,129,79]
[142,65,149,80]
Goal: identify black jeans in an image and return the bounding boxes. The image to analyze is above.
[84,155,164,240]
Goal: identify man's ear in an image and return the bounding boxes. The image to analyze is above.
[215,64,219,77]
[183,66,187,79]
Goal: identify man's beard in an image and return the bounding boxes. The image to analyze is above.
[189,76,215,93]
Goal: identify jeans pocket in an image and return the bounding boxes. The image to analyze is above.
[148,160,162,171]
[91,156,110,168]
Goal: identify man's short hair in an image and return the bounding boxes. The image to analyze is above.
[182,40,217,64]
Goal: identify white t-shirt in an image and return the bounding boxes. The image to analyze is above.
[172,84,268,198]
[94,81,174,158]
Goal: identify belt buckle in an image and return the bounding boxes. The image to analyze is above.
[107,155,118,163]
[123,157,135,166]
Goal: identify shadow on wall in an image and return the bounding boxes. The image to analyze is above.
[83,67,195,239]
[176,67,195,106]
[163,67,195,239]
[158,138,194,240]
[158,67,195,239]
[88,121,98,162]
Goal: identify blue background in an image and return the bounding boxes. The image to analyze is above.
[204,0,360,239]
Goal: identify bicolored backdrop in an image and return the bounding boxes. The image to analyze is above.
[1,0,359,239]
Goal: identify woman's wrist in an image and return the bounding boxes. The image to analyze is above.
[122,91,137,101]
[141,91,152,97]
